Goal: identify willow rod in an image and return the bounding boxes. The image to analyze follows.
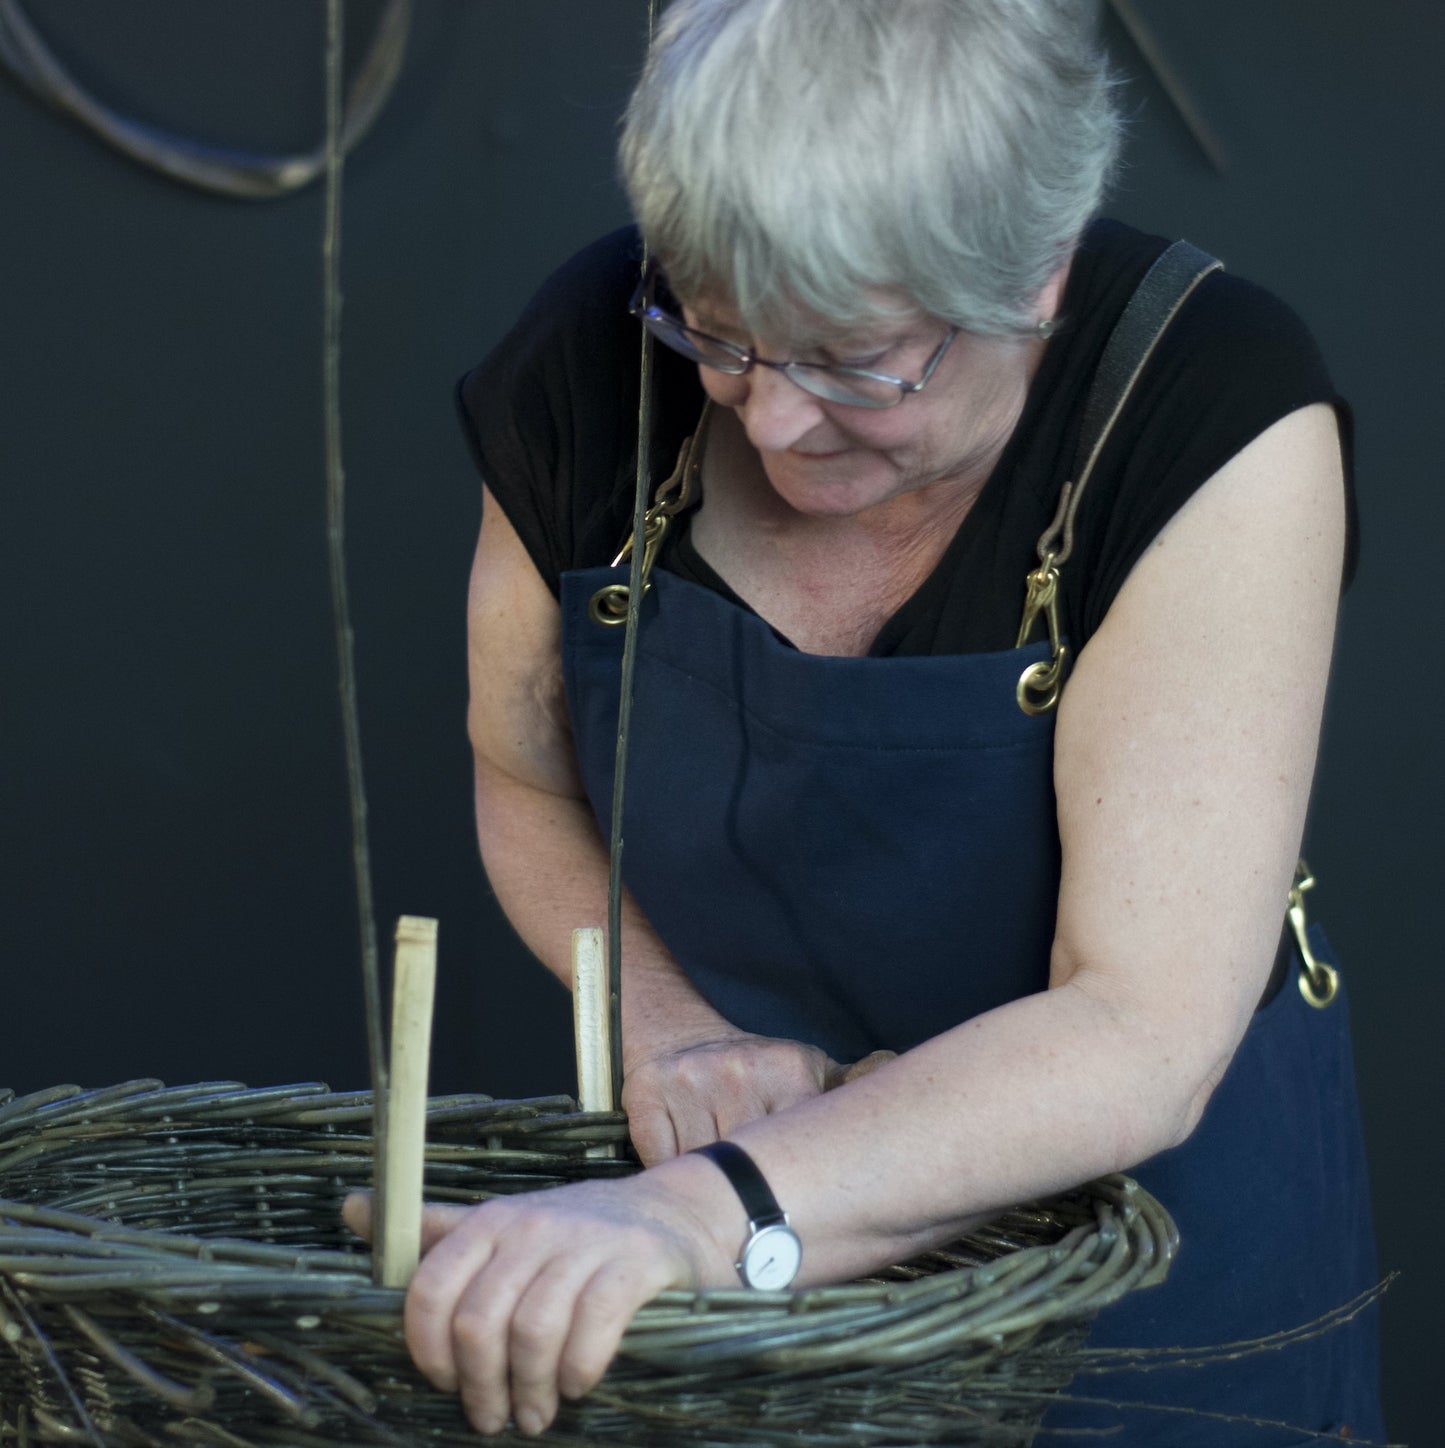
[321,0,388,1214]
[605,0,660,1115]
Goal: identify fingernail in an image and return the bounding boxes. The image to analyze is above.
[515,1407,545,1437]
[473,1415,503,1437]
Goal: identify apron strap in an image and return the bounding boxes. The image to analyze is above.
[1040,239,1223,569]
[1016,240,1223,715]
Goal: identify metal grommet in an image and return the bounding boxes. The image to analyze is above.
[588,584,631,627]
[1016,657,1064,717]
[1297,958,1340,1010]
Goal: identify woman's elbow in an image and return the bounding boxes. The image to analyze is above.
[1063,972,1246,1166]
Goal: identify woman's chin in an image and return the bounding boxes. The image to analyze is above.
[762,453,892,518]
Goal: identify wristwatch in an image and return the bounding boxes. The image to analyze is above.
[691,1140,802,1290]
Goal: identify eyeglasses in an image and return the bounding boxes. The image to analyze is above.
[628,269,957,409]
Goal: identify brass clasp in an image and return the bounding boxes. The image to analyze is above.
[1015,556,1068,716]
[588,405,712,627]
[588,509,672,626]
[1288,860,1339,1009]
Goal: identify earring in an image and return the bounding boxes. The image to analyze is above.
[1036,317,1057,340]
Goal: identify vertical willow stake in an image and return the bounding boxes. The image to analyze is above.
[572,927,616,1159]
[321,0,389,1277]
[380,916,438,1286]
[604,0,659,1117]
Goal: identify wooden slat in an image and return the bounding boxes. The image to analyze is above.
[378,915,438,1288]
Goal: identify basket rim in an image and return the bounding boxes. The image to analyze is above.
[0,1079,1177,1376]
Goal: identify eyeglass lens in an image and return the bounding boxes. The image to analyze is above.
[637,309,908,408]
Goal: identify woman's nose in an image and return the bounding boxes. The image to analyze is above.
[714,363,828,453]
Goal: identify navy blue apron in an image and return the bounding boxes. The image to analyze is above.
[557,238,1383,1442]
[560,560,1383,1444]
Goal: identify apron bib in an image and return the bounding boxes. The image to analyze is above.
[559,566,1383,1444]
[563,568,1058,1060]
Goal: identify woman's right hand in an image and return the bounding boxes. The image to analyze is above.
[622,1024,837,1165]
[621,991,897,1165]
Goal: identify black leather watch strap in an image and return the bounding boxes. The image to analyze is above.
[691,1141,786,1228]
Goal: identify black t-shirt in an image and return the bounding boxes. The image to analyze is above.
[458,220,1353,656]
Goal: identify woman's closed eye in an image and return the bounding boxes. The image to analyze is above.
[813,327,934,372]
[818,347,890,371]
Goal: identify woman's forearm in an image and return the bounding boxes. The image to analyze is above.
[655,972,1207,1286]
[474,752,844,1162]
[473,752,1205,1276]
[476,753,648,986]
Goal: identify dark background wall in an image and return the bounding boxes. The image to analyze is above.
[1,3,1438,1441]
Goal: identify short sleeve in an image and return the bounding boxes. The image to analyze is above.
[873,223,1355,659]
[455,228,704,596]
[1072,269,1356,645]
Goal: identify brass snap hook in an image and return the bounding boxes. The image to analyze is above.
[1288,861,1339,1009]
[1015,558,1068,716]
[588,510,673,627]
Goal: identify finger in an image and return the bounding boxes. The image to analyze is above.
[557,1258,662,1405]
[450,1231,593,1436]
[713,1050,824,1133]
[449,1262,525,1435]
[342,1194,469,1251]
[826,1049,898,1089]
[620,1080,681,1167]
[668,1096,730,1156]
[503,1256,603,1435]
[710,1053,824,1137]
[341,1191,373,1241]
[845,1049,898,1082]
[419,1202,473,1253]
[666,1055,764,1151]
[404,1205,503,1393]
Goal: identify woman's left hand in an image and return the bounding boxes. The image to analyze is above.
[344,1173,729,1436]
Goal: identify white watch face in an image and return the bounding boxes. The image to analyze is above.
[740,1223,802,1290]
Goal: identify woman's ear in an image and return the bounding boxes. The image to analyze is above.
[1037,255,1074,330]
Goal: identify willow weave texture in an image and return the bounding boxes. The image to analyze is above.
[0,1080,1175,1447]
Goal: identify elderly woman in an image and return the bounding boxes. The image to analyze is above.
[367,0,1383,1439]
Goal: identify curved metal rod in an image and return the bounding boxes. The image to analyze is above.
[0,0,412,200]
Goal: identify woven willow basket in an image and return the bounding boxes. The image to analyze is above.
[0,1079,1175,1447]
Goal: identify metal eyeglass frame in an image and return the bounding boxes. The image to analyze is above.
[628,268,957,410]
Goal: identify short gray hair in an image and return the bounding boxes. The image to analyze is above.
[620,0,1121,336]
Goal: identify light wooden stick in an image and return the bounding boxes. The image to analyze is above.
[378,915,438,1288]
[572,927,616,1158]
